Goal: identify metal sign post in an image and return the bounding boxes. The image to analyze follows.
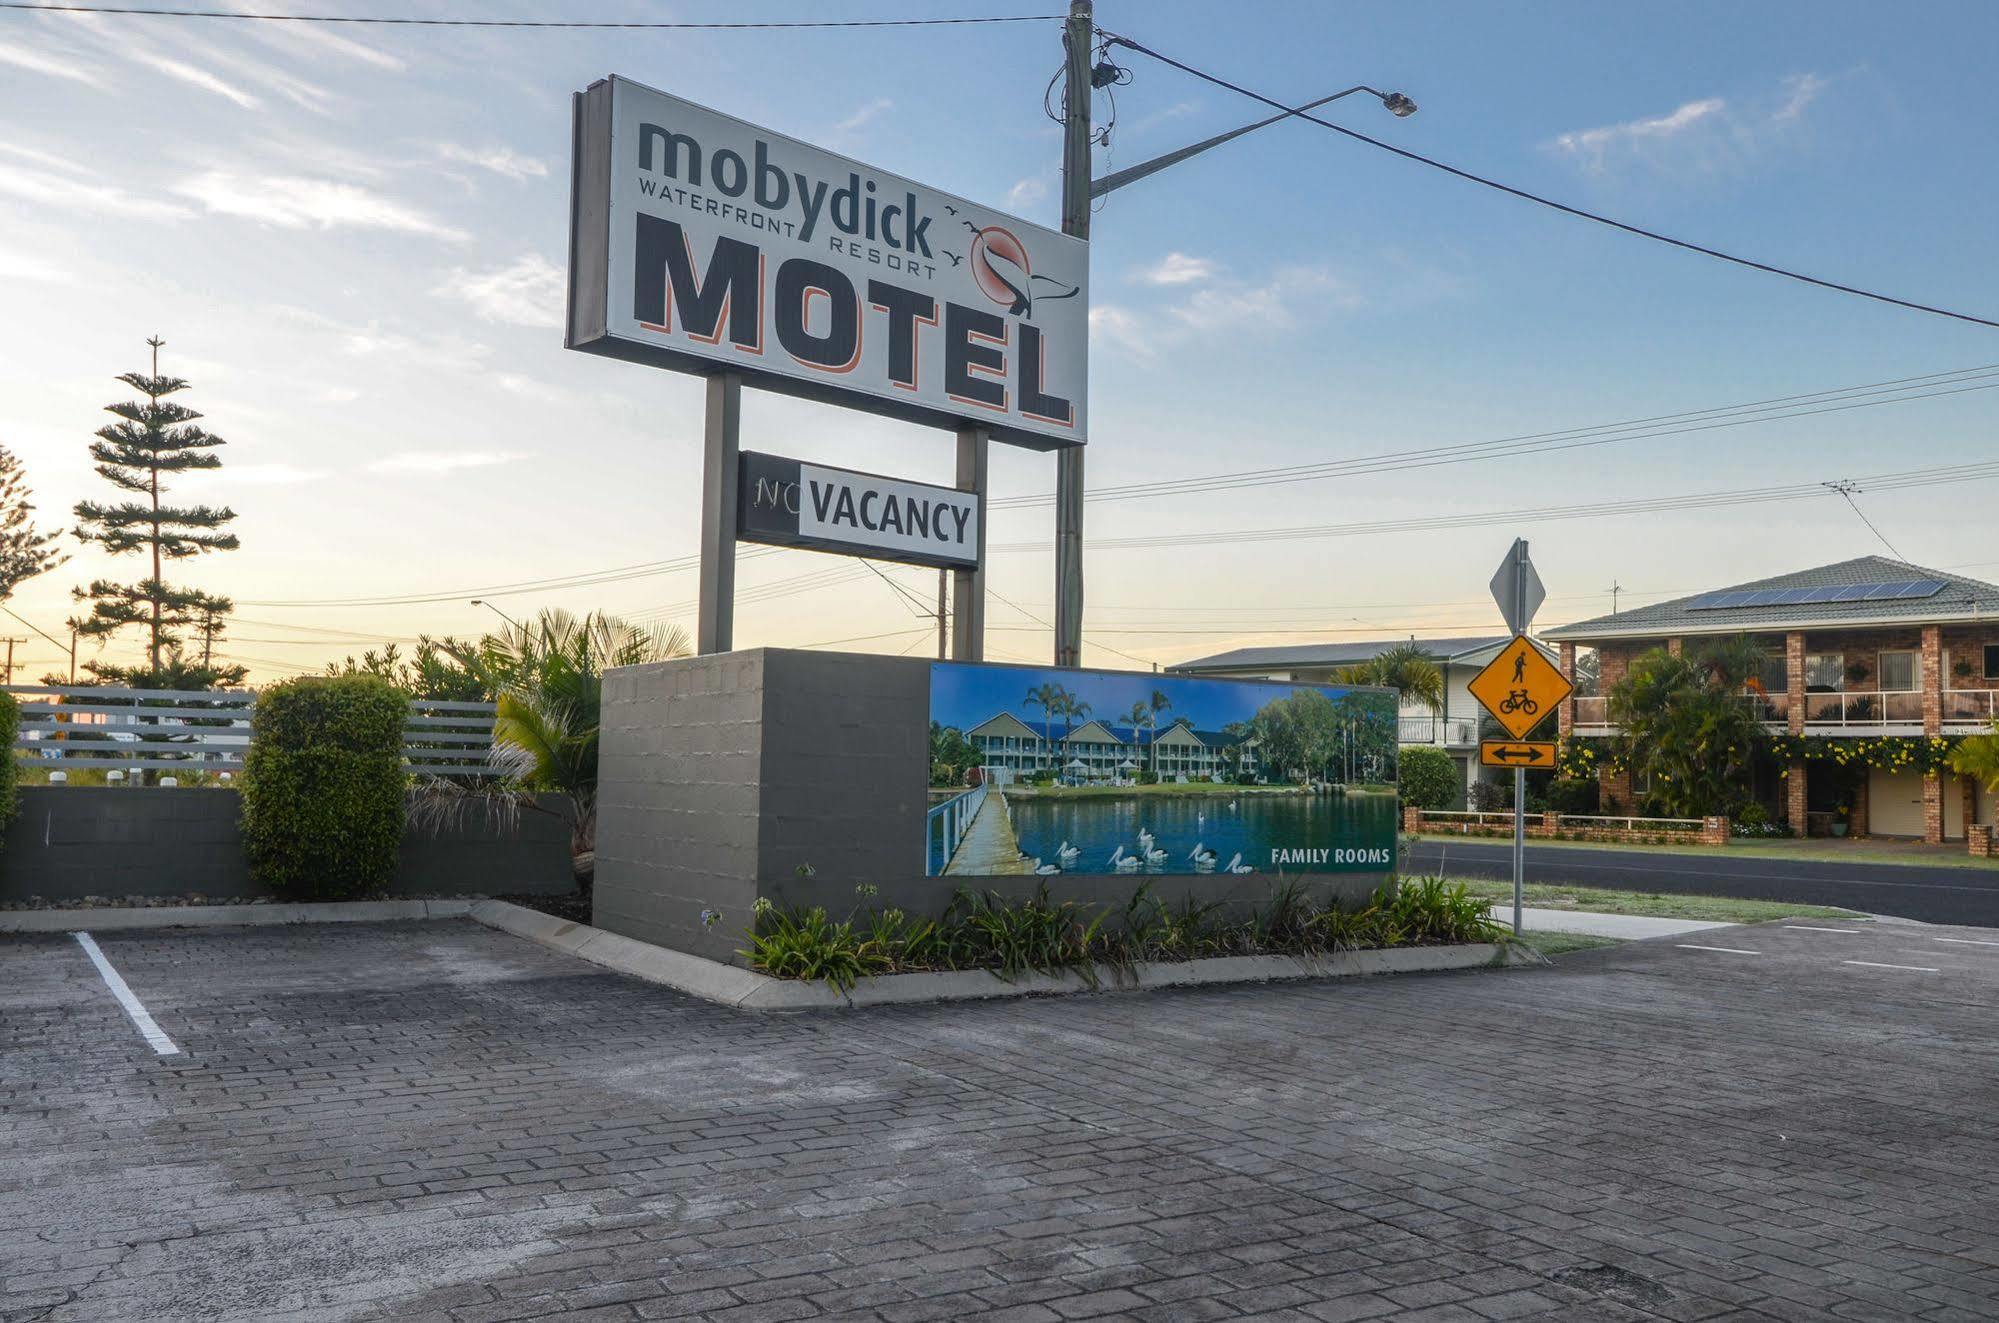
[1474,539,1556,937]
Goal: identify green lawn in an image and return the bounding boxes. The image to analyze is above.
[1418,831,1999,871]
[1462,880,1860,924]
[1512,931,1622,958]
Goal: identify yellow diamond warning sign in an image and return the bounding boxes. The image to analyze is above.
[1468,635,1571,740]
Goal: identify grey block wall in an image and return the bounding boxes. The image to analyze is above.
[0,786,572,902]
[594,648,1392,967]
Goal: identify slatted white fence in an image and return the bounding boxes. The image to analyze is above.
[5,685,497,777]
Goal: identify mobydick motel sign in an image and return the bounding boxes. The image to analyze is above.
[738,451,979,570]
[567,76,1089,451]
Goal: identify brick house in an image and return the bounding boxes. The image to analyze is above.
[1543,557,1999,843]
[1168,636,1541,805]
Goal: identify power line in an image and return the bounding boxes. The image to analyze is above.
[1101,31,1999,332]
[0,4,1062,28]
[1823,481,1904,560]
[990,364,1999,509]
[991,459,1999,554]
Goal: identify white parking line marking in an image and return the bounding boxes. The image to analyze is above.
[1934,938,1999,948]
[1841,960,1939,973]
[1676,944,1761,955]
[72,932,180,1056]
[1785,926,1869,935]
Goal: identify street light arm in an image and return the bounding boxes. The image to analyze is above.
[1090,85,1386,199]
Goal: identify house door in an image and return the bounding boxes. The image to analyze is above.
[1867,769,1924,837]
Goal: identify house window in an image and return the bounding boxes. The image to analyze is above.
[1804,654,1844,692]
[1879,651,1919,693]
[1754,657,1787,695]
[1987,644,1999,680]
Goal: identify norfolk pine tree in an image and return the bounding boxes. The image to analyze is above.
[0,443,68,601]
[72,337,247,689]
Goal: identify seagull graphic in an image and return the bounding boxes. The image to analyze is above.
[944,251,963,266]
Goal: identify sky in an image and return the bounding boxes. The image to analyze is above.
[3,0,1997,684]
[930,660,1367,739]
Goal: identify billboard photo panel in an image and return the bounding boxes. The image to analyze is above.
[569,76,1088,450]
[927,662,1400,878]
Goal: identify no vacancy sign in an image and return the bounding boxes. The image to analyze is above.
[566,76,1089,450]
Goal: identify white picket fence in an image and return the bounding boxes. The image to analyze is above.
[5,685,497,777]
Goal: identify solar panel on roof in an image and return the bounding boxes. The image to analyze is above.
[1685,579,1953,611]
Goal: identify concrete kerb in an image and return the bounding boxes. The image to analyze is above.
[467,899,1546,1010]
[0,898,475,933]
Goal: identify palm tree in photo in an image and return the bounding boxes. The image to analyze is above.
[1023,681,1063,770]
[1146,688,1173,774]
[1122,699,1150,776]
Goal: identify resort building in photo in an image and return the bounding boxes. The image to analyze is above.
[1545,556,1999,843]
[1169,636,1545,803]
[963,712,1261,785]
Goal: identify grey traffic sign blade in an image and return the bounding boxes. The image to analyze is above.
[1489,538,1546,634]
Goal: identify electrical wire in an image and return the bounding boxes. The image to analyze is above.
[0,4,1063,28]
[990,363,1999,509]
[1100,30,1999,332]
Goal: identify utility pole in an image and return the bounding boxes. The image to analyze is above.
[936,570,948,661]
[0,637,21,684]
[1054,0,1092,668]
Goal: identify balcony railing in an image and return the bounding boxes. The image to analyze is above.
[1572,696,1610,732]
[1946,689,1998,728]
[1804,691,1923,728]
[1397,715,1478,746]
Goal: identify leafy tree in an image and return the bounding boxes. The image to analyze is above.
[329,637,489,701]
[929,721,981,787]
[1608,636,1767,817]
[410,609,690,891]
[1949,721,1999,794]
[1337,643,1444,715]
[1022,681,1064,769]
[1399,745,1458,810]
[1144,688,1172,772]
[71,338,243,687]
[0,443,66,602]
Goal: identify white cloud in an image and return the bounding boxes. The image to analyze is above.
[221,463,329,485]
[0,249,69,283]
[834,98,893,135]
[0,161,191,221]
[1006,176,1049,211]
[433,254,565,327]
[1089,306,1152,359]
[1773,72,1827,123]
[0,43,103,86]
[1172,266,1357,334]
[0,144,93,176]
[125,50,262,109]
[437,144,548,181]
[495,374,562,402]
[365,450,527,475]
[1550,98,1726,167]
[319,386,360,404]
[1547,74,1830,175]
[1135,252,1215,286]
[172,171,468,240]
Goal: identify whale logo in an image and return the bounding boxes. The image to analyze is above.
[966,222,1079,319]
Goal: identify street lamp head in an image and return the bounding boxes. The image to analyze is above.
[1381,91,1417,118]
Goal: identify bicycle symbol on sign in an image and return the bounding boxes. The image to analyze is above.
[1498,689,1539,716]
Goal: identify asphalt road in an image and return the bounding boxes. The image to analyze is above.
[1407,836,1999,923]
[9,917,1999,1320]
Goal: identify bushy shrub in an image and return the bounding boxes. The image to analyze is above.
[743,876,1507,990]
[241,675,408,899]
[0,689,18,829]
[1545,776,1599,815]
[1134,769,1159,785]
[1468,779,1508,812]
[1398,746,1458,811]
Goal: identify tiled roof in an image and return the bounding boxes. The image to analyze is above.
[1168,635,1511,674]
[1544,557,1999,639]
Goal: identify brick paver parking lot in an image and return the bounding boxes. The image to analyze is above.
[5,916,1999,1321]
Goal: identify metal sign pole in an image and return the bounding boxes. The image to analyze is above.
[1053,0,1092,668]
[951,425,989,661]
[1511,541,1527,936]
[696,373,742,655]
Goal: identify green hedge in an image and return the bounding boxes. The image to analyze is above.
[1398,745,1458,811]
[0,690,18,831]
[241,675,407,899]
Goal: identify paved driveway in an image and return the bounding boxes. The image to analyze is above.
[5,917,1998,1322]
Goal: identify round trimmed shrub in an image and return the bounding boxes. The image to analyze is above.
[241,675,407,899]
[1398,746,1458,811]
